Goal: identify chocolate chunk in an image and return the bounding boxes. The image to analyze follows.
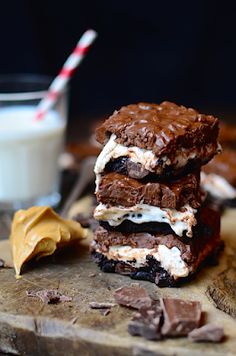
[188,324,224,342]
[96,102,219,171]
[99,309,110,316]
[161,298,201,336]
[126,160,150,179]
[113,285,152,309]
[128,304,163,340]
[97,171,201,209]
[89,302,116,309]
[26,289,72,304]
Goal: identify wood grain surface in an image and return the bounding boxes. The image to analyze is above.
[0,209,235,356]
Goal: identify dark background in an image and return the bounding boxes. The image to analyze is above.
[0,0,235,138]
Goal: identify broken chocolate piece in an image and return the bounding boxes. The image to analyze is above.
[114,285,152,309]
[161,298,201,336]
[99,309,110,316]
[128,304,163,340]
[26,289,72,304]
[89,302,116,309]
[188,324,224,342]
[126,160,150,179]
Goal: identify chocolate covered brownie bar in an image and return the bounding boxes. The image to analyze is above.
[91,208,221,287]
[201,149,236,201]
[95,102,220,177]
[96,171,201,209]
[219,122,236,149]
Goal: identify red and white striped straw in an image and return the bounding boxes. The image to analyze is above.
[35,29,97,120]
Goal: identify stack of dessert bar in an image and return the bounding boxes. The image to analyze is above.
[91,101,222,287]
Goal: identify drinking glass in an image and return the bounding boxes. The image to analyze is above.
[0,74,68,211]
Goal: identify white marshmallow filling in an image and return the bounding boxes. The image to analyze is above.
[201,172,236,200]
[94,203,197,237]
[94,134,218,177]
[94,244,190,279]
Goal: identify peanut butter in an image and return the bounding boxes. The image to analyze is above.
[10,206,87,277]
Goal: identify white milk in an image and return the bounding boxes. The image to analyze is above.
[0,106,66,203]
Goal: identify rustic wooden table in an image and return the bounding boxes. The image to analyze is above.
[0,205,235,355]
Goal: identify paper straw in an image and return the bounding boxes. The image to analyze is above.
[35,29,97,120]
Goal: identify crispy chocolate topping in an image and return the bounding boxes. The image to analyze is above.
[161,298,201,336]
[97,171,201,209]
[188,324,224,342]
[96,102,219,158]
[113,285,152,309]
[203,149,236,187]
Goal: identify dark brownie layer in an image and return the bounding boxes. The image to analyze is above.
[97,171,201,209]
[93,207,220,266]
[96,101,219,160]
[203,149,236,187]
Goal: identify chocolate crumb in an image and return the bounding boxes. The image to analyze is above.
[161,297,201,336]
[26,289,72,304]
[89,302,116,309]
[114,285,152,310]
[89,273,96,277]
[99,309,111,316]
[188,324,224,342]
[128,304,163,340]
[71,316,78,324]
[0,259,5,268]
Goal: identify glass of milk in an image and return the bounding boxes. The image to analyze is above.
[0,75,67,211]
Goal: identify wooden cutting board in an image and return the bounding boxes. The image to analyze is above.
[0,209,236,356]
